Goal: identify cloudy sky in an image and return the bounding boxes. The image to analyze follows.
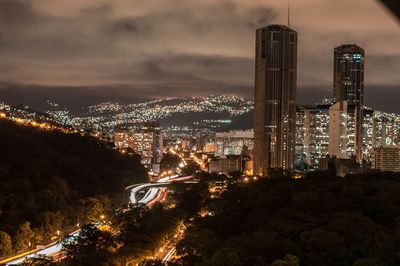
[0,0,400,111]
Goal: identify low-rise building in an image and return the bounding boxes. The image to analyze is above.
[373,146,400,172]
[215,129,253,157]
[208,157,241,173]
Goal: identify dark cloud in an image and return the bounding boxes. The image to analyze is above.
[0,0,399,112]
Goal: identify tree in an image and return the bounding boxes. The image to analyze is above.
[13,222,35,252]
[81,197,106,222]
[160,153,181,172]
[62,224,119,265]
[271,255,299,266]
[139,259,164,266]
[204,250,242,266]
[299,229,347,266]
[0,231,12,256]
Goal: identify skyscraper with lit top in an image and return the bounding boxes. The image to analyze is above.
[333,44,365,163]
[254,25,297,176]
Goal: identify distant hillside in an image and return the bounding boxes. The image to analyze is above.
[0,119,147,257]
[46,95,254,132]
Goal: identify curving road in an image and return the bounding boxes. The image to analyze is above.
[3,175,193,265]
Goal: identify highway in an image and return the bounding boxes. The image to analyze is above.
[2,230,81,265]
[3,174,194,265]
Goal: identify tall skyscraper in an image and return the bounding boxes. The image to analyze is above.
[333,44,365,163]
[254,25,297,176]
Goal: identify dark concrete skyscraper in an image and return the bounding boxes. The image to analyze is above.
[254,25,297,176]
[333,44,365,162]
[334,45,364,106]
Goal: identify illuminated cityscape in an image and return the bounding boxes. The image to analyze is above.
[2,0,400,265]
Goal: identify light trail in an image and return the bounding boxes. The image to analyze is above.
[4,174,195,265]
[5,230,81,265]
[162,247,176,262]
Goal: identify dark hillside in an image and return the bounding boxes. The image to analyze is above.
[0,119,147,257]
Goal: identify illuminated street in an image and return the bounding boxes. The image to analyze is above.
[2,173,195,265]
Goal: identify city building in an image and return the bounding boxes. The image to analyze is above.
[362,108,374,163]
[329,101,348,159]
[296,104,330,169]
[333,44,365,162]
[215,129,253,157]
[373,114,399,148]
[114,129,134,149]
[208,157,242,173]
[318,156,361,177]
[132,129,163,170]
[114,122,163,171]
[295,101,376,169]
[254,24,297,176]
[203,142,216,154]
[373,146,400,172]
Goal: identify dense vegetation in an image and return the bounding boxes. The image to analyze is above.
[58,171,210,265]
[176,171,400,266]
[7,128,400,266]
[0,119,147,258]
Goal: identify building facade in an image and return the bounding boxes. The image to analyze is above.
[333,44,365,162]
[114,123,163,170]
[296,104,330,169]
[329,101,348,159]
[373,146,400,172]
[215,130,254,157]
[254,25,297,176]
[295,102,378,169]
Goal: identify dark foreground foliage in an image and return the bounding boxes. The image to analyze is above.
[0,119,147,257]
[176,172,400,266]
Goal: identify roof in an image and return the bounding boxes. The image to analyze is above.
[258,24,296,32]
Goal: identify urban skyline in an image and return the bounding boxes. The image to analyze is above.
[1,0,400,114]
[2,1,400,265]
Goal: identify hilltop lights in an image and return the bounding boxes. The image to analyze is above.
[45,95,254,132]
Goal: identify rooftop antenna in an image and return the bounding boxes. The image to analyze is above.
[287,0,291,27]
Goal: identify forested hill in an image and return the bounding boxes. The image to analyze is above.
[0,119,147,257]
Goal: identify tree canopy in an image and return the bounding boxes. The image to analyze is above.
[0,119,147,257]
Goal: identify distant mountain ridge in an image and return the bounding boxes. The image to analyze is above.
[47,95,255,132]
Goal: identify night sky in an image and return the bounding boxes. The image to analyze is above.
[0,0,399,112]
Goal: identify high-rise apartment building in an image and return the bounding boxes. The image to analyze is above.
[295,101,376,169]
[373,113,399,148]
[296,104,330,168]
[329,101,348,159]
[362,108,374,162]
[333,44,365,162]
[254,25,297,176]
[114,122,163,171]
